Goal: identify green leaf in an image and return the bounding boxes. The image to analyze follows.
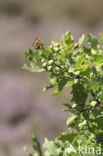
[57,131,78,143]
[24,48,33,60]
[66,113,77,127]
[41,49,51,59]
[71,83,88,104]
[99,32,103,45]
[90,101,97,107]
[87,33,99,49]
[24,48,41,62]
[91,55,103,65]
[32,135,42,156]
[83,46,91,55]
[43,138,58,156]
[78,120,87,129]
[79,64,89,71]
[53,88,59,95]
[63,103,72,109]
[23,63,44,72]
[33,153,38,156]
[66,79,74,87]
[74,34,85,49]
[50,77,57,86]
[48,60,54,65]
[62,31,74,49]
[75,54,86,68]
[63,103,76,113]
[53,79,67,95]
[43,84,55,91]
[85,78,100,91]
[68,66,74,72]
[24,146,29,155]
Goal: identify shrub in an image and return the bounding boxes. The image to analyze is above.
[23,31,103,156]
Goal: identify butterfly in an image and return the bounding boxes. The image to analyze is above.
[33,39,43,49]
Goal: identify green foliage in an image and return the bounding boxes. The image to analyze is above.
[32,135,42,156]
[23,31,103,155]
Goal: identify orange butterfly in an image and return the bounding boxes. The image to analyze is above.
[33,39,43,49]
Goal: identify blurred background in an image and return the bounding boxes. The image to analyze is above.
[0,0,103,155]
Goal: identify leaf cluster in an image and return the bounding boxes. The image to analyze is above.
[23,31,103,156]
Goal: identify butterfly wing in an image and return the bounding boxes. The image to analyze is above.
[33,39,43,49]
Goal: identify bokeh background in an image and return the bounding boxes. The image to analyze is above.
[0,0,103,155]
